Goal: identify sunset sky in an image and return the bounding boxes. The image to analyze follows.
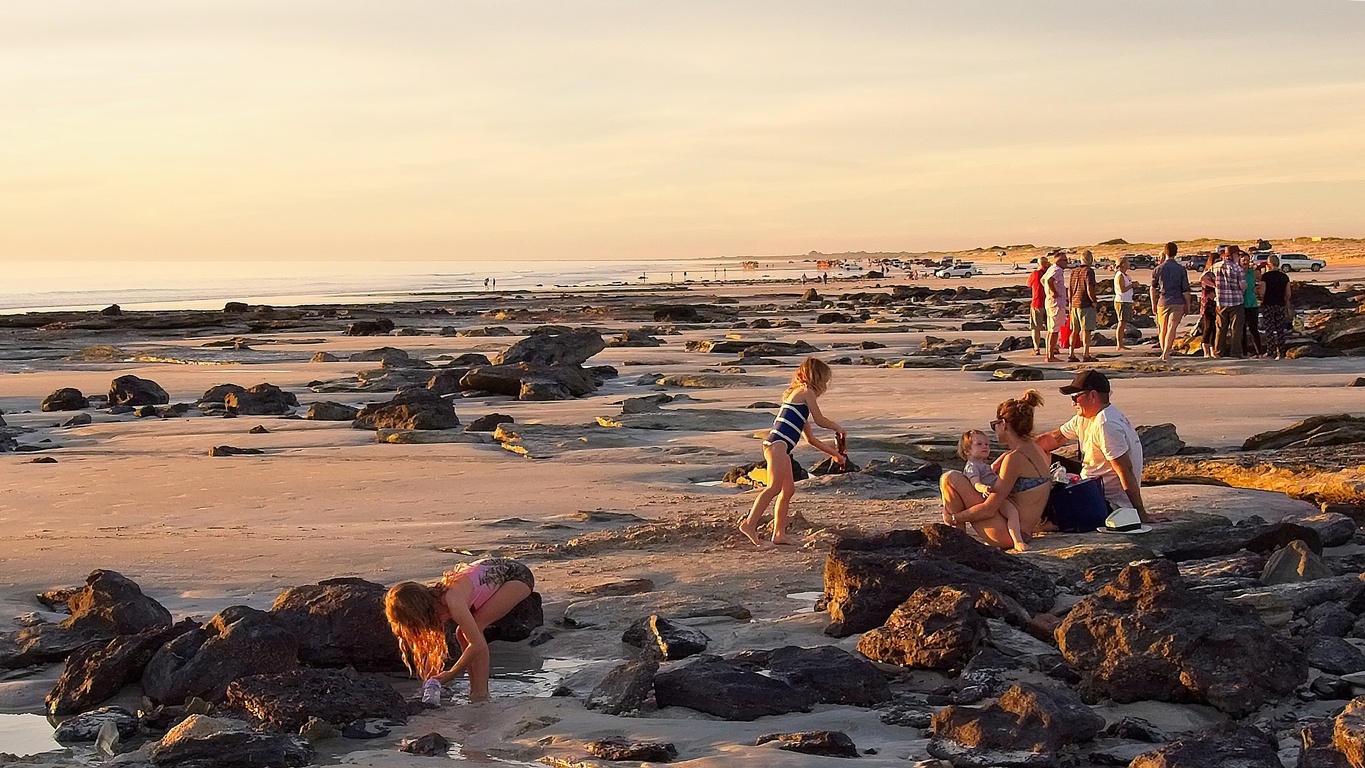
[3,0,1364,262]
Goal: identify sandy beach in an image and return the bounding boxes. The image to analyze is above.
[2,259,1363,766]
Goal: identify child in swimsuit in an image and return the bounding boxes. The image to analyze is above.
[738,357,846,548]
[955,429,1029,552]
[384,558,535,705]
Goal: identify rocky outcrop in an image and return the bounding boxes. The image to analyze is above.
[47,619,197,715]
[1144,445,1365,506]
[495,326,605,367]
[345,319,395,336]
[483,591,543,642]
[1128,722,1281,768]
[822,526,1052,637]
[653,654,815,720]
[929,683,1105,767]
[1243,415,1365,451]
[588,738,679,761]
[224,384,299,416]
[305,401,359,421]
[756,731,858,758]
[587,659,658,715]
[1056,560,1306,716]
[352,388,458,430]
[731,645,891,706]
[461,362,597,401]
[1136,423,1185,458]
[856,586,989,669]
[142,606,299,704]
[1,570,172,669]
[607,330,664,347]
[1322,314,1365,353]
[109,375,169,406]
[269,578,402,672]
[224,668,407,732]
[621,615,710,660]
[52,706,139,743]
[148,715,314,768]
[42,388,89,412]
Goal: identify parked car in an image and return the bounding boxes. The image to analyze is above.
[1278,253,1326,272]
[1125,254,1157,269]
[934,262,979,278]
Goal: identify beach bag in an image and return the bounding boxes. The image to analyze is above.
[1043,477,1109,533]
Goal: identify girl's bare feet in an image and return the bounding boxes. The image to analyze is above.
[739,521,775,548]
[772,532,804,546]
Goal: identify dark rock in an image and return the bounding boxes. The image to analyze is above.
[149,714,314,768]
[142,606,298,704]
[1242,414,1365,451]
[310,352,339,363]
[424,370,467,395]
[756,731,858,759]
[199,384,247,405]
[269,578,403,672]
[248,425,269,434]
[1323,314,1365,352]
[801,288,820,301]
[1304,635,1365,675]
[1159,520,1324,562]
[1283,511,1359,548]
[62,412,92,427]
[962,320,1003,331]
[224,302,250,313]
[345,319,395,336]
[64,569,172,637]
[28,456,58,464]
[224,384,298,416]
[52,706,139,743]
[461,362,597,400]
[622,615,710,660]
[587,738,678,762]
[1262,540,1333,585]
[482,591,543,643]
[495,326,605,367]
[1137,423,1186,458]
[995,366,1043,382]
[347,346,413,365]
[586,659,658,715]
[400,732,450,756]
[48,619,197,715]
[340,718,390,739]
[1288,343,1343,359]
[1102,716,1167,743]
[816,312,852,324]
[1056,560,1306,716]
[823,525,1054,637]
[607,330,664,347]
[1299,718,1352,768]
[224,668,407,732]
[1127,721,1279,768]
[305,401,359,421]
[652,305,701,322]
[733,645,891,707]
[352,388,458,430]
[101,304,122,316]
[1312,675,1355,700]
[42,388,89,412]
[653,654,814,720]
[929,682,1105,767]
[465,413,514,432]
[856,586,988,669]
[109,375,169,406]
[209,446,264,457]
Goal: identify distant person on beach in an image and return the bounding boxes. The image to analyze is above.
[1067,250,1099,362]
[1260,254,1293,359]
[385,558,535,704]
[1027,256,1050,356]
[1198,255,1219,357]
[1035,370,1155,522]
[1151,242,1191,361]
[1213,246,1247,358]
[940,390,1051,552]
[1241,251,1265,358]
[739,357,845,548]
[1043,253,1069,362]
[1113,256,1135,351]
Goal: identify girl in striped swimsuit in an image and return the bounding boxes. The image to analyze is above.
[739,357,846,548]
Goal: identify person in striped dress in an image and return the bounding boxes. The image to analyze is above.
[738,357,846,548]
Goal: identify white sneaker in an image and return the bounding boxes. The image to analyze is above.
[421,679,442,707]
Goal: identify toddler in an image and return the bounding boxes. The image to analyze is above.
[956,429,1028,552]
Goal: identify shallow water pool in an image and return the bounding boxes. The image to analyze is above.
[0,713,62,757]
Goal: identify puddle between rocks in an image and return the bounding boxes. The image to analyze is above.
[484,650,589,699]
[445,743,541,765]
[0,713,63,757]
[786,591,824,614]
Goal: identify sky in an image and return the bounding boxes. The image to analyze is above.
[2,0,1364,262]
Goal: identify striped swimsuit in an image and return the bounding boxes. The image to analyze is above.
[765,401,810,450]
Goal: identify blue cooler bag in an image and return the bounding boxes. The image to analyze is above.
[1043,477,1109,532]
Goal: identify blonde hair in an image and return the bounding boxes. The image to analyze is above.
[786,357,832,397]
[997,389,1044,438]
[957,429,988,461]
[385,581,449,680]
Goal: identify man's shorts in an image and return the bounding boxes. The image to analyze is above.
[1155,304,1184,328]
[1116,301,1134,325]
[1070,306,1098,333]
[1046,304,1063,333]
[1029,307,1047,331]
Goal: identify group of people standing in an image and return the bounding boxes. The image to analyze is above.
[1031,242,1296,361]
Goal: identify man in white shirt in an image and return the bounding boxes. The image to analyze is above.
[1042,253,1069,362]
[1036,370,1156,522]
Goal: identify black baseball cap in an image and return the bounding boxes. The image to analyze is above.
[1059,369,1111,395]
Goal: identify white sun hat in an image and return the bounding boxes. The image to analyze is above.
[1096,506,1152,535]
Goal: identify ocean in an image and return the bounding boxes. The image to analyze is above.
[0,256,888,314]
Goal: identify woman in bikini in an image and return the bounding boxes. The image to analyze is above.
[939,389,1052,551]
[738,357,845,548]
[384,558,534,703]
